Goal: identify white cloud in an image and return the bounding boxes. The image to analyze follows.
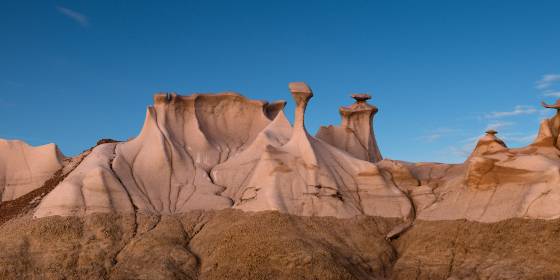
[57,6,89,27]
[485,121,514,131]
[544,91,560,97]
[536,74,560,90]
[485,105,537,118]
[443,140,477,160]
[418,128,459,143]
[502,133,536,143]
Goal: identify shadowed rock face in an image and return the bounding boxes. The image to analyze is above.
[0,139,64,201]
[317,94,383,162]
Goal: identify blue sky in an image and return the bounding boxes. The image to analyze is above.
[1,0,559,163]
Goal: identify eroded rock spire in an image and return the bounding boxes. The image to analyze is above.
[288,82,313,130]
[316,93,382,162]
[469,129,508,158]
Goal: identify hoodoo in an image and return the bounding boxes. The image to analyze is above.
[469,129,508,158]
[214,82,411,218]
[316,93,382,162]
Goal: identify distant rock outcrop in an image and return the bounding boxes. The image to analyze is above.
[411,125,560,222]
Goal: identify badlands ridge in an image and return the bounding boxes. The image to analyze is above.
[2,82,560,279]
[2,82,560,223]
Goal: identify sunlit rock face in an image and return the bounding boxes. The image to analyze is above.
[0,139,64,201]
[212,83,410,218]
[34,84,411,219]
[25,87,560,224]
[316,93,382,162]
[411,119,560,222]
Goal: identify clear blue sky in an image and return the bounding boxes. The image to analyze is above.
[1,0,560,163]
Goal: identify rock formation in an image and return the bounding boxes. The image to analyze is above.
[212,83,410,218]
[411,126,560,222]
[3,84,560,279]
[0,139,64,201]
[316,93,382,162]
[33,84,411,219]
[3,87,556,223]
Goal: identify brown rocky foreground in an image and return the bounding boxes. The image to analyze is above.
[1,209,559,280]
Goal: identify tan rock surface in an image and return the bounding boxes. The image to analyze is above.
[316,93,382,162]
[34,83,412,220]
[0,139,64,201]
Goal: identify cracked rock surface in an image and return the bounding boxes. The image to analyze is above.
[1,210,559,280]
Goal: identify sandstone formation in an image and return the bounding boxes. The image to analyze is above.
[316,93,382,162]
[3,85,560,279]
[6,90,560,223]
[0,139,64,201]
[33,84,411,219]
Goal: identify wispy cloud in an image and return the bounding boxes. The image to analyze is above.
[418,128,460,143]
[536,74,560,90]
[485,105,537,118]
[56,6,89,27]
[543,91,560,97]
[485,121,514,131]
[439,140,477,161]
[501,133,536,144]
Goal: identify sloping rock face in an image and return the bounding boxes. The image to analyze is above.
[0,139,64,201]
[407,119,560,222]
[34,85,412,219]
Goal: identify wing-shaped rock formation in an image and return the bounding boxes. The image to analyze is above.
[0,139,64,201]
[36,93,285,217]
[34,84,412,220]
